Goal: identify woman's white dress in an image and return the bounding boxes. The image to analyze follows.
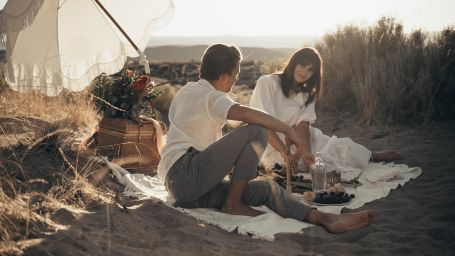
[249,74,371,172]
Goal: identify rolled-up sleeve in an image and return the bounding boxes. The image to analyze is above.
[207,92,237,123]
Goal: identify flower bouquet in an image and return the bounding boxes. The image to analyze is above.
[91,69,164,124]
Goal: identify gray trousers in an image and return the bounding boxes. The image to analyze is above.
[165,124,312,221]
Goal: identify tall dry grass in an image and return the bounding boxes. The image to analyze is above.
[315,17,455,124]
[0,64,116,254]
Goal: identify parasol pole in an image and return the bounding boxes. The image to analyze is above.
[93,0,151,74]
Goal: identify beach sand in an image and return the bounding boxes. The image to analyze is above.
[14,113,454,256]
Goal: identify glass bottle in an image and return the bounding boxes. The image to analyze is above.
[311,152,327,193]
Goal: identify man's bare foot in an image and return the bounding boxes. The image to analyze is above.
[324,210,373,234]
[221,203,263,217]
[371,150,401,162]
[306,210,373,234]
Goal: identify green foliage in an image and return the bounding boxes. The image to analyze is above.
[91,69,163,119]
[316,17,455,124]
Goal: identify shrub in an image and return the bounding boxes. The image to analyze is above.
[316,17,455,124]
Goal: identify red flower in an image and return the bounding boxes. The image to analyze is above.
[133,75,149,92]
[126,69,134,77]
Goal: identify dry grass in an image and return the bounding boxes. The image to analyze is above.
[316,17,455,125]
[0,63,117,254]
[0,60,276,253]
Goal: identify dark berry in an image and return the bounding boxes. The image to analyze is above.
[273,163,283,170]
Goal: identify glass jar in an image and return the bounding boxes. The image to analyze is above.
[311,152,327,193]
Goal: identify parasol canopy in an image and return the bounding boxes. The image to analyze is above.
[0,0,174,96]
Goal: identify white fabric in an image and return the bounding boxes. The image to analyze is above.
[0,0,174,95]
[100,157,422,240]
[296,162,422,214]
[250,75,317,125]
[249,74,371,171]
[0,10,4,34]
[157,79,237,181]
[364,164,415,183]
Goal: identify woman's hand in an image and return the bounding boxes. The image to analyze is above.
[279,148,288,160]
[285,130,315,168]
[284,135,298,169]
[301,151,315,167]
[285,129,303,154]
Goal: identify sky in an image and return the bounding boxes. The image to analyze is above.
[1,0,455,37]
[155,0,455,36]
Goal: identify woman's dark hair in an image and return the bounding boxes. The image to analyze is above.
[200,44,243,81]
[278,47,322,106]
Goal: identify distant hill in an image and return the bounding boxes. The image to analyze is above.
[0,45,295,63]
[144,45,295,62]
[0,45,293,63]
[148,35,318,49]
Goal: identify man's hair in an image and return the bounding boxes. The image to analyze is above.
[200,44,242,81]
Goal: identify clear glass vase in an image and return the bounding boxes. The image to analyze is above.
[311,152,327,193]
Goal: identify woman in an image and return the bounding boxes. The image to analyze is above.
[249,47,400,172]
[157,44,372,233]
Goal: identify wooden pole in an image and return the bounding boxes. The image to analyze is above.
[94,0,139,51]
[93,0,150,74]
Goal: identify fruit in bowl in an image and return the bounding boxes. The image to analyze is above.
[327,183,346,193]
[303,190,355,205]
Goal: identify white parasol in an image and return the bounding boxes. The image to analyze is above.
[0,0,174,96]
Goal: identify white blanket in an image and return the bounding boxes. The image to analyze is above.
[100,158,421,240]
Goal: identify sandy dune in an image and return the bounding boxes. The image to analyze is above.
[16,113,455,256]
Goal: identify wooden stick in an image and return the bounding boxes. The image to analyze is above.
[94,0,139,52]
[285,156,292,193]
[93,0,151,74]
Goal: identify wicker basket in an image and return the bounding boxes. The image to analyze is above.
[96,118,162,172]
[326,170,341,187]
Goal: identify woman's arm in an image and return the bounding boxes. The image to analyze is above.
[268,130,287,158]
[294,121,314,166]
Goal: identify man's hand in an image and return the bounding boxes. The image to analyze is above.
[285,130,302,153]
[284,133,302,170]
[282,136,315,168]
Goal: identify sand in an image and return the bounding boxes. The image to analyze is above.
[14,113,453,256]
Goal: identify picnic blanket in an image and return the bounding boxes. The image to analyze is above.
[99,157,421,241]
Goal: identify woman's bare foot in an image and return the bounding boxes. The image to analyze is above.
[371,150,401,162]
[305,209,373,234]
[221,203,263,217]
